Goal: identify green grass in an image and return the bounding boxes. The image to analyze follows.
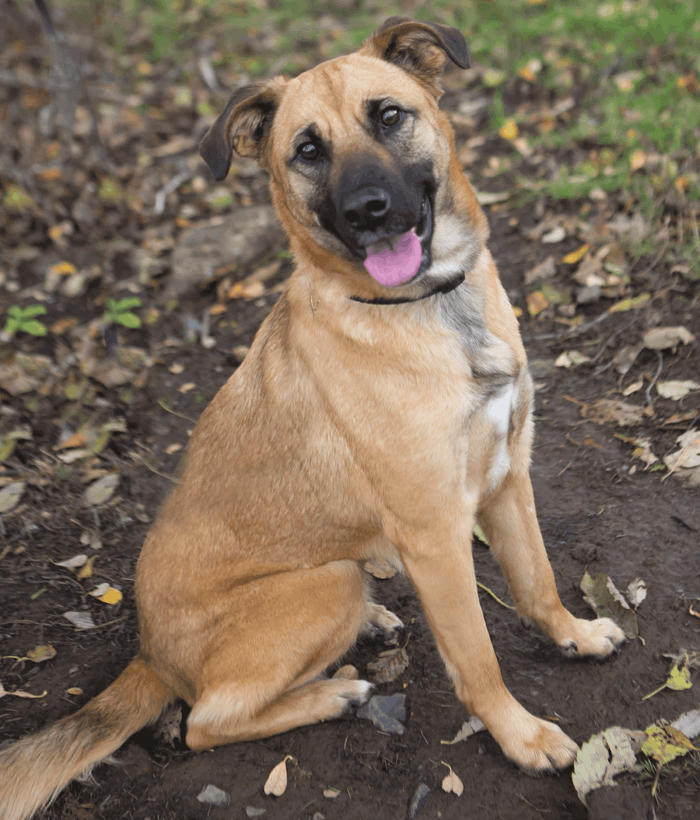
[24,0,700,266]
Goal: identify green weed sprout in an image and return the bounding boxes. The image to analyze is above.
[3,304,48,338]
[104,297,142,329]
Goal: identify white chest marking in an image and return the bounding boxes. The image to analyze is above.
[484,382,516,491]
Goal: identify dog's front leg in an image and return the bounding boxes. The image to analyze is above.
[396,521,579,772]
[477,469,626,657]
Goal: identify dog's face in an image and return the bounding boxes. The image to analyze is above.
[201,18,487,301]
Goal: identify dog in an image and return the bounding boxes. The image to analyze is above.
[0,18,626,820]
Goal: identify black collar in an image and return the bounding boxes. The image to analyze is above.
[349,271,465,305]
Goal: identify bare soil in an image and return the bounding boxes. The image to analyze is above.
[2,205,699,820]
[1,7,699,819]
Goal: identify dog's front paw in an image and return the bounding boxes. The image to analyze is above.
[489,707,579,773]
[363,603,404,639]
[557,616,626,659]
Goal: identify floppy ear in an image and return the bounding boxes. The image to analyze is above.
[199,78,286,181]
[363,17,470,95]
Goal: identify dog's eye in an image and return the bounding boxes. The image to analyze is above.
[380,107,402,127]
[297,142,321,161]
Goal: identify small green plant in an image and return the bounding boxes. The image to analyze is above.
[3,304,48,337]
[104,297,142,329]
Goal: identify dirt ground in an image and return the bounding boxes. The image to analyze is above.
[1,6,700,820]
[1,207,699,820]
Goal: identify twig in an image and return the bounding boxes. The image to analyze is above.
[645,350,663,407]
[476,582,515,610]
[154,169,192,215]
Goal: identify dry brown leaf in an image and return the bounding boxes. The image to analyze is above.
[523,255,556,285]
[441,762,464,796]
[65,687,83,696]
[642,326,695,350]
[367,647,409,683]
[179,382,196,393]
[0,682,47,699]
[323,788,340,798]
[656,380,700,400]
[582,399,645,426]
[264,756,293,796]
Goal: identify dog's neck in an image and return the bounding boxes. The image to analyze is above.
[348,271,465,305]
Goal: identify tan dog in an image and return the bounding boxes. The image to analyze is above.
[0,18,625,820]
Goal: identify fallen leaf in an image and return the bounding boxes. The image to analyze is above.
[0,682,47,700]
[608,293,651,313]
[541,225,566,244]
[572,726,643,805]
[475,190,511,205]
[672,708,700,740]
[642,326,695,350]
[65,687,84,696]
[622,377,644,396]
[563,244,590,265]
[323,788,340,798]
[56,553,88,570]
[630,149,647,171]
[555,350,590,368]
[626,578,647,609]
[89,584,122,604]
[367,647,409,683]
[0,481,26,514]
[168,362,184,374]
[264,756,293,796]
[580,572,638,639]
[0,427,32,461]
[581,399,645,427]
[527,290,549,316]
[76,556,96,580]
[613,344,643,376]
[155,704,183,746]
[83,473,119,507]
[441,715,487,745]
[664,431,700,475]
[25,645,56,663]
[523,255,556,285]
[179,382,196,393]
[642,658,693,701]
[656,380,700,400]
[63,611,96,629]
[614,434,657,467]
[499,119,518,140]
[441,762,464,796]
[641,724,696,797]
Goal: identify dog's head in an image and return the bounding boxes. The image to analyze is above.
[200,18,487,302]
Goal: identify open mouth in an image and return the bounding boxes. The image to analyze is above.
[361,194,433,288]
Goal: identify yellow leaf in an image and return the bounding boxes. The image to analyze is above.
[499,120,519,140]
[527,290,549,316]
[630,149,647,171]
[264,756,293,796]
[26,645,56,663]
[608,293,651,313]
[0,682,46,699]
[50,261,77,277]
[563,244,590,265]
[642,725,695,765]
[512,305,523,318]
[98,586,122,605]
[76,556,95,580]
[667,662,693,691]
[65,687,83,696]
[519,67,536,83]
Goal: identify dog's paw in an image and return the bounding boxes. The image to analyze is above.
[332,679,373,710]
[363,603,404,639]
[490,709,579,774]
[557,616,626,659]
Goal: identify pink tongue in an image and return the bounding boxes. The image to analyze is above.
[363,229,422,287]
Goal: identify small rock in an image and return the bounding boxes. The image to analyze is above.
[245,807,266,818]
[576,285,601,304]
[167,206,285,298]
[407,783,431,820]
[196,784,230,806]
[357,693,406,734]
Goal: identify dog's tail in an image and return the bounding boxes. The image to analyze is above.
[0,656,171,820]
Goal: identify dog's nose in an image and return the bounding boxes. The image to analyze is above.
[342,187,390,229]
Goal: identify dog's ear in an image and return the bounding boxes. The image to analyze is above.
[199,79,286,180]
[364,18,470,94]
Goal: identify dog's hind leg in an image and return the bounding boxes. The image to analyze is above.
[184,559,371,751]
[477,469,626,657]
